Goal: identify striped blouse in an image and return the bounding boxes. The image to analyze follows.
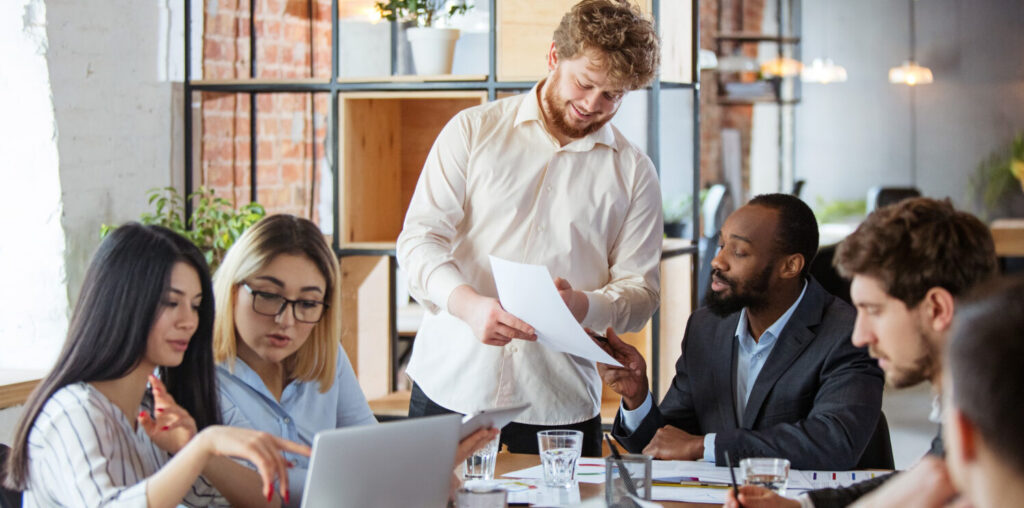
[23,382,225,507]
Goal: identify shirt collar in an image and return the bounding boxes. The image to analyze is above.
[734,279,809,344]
[514,80,619,152]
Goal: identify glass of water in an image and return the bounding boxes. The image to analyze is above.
[464,431,501,480]
[536,430,583,488]
[740,457,790,495]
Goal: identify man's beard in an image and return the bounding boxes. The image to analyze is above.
[703,263,774,317]
[542,73,612,140]
[873,329,938,389]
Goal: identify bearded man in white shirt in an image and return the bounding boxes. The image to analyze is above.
[396,0,663,456]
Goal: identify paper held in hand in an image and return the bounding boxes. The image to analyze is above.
[489,256,623,367]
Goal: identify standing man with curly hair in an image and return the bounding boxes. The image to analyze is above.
[397,0,663,456]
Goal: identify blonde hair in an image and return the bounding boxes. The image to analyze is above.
[213,214,341,392]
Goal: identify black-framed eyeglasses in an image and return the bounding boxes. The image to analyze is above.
[241,283,327,323]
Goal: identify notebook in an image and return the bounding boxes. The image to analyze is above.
[300,413,462,508]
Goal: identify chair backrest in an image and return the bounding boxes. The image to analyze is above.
[856,412,895,470]
[867,186,920,213]
[809,245,851,305]
[0,443,23,508]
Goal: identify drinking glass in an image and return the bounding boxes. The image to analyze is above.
[740,457,790,495]
[536,430,583,488]
[464,431,501,480]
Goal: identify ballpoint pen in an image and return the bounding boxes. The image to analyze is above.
[726,451,745,508]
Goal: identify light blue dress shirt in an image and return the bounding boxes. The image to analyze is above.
[217,345,377,507]
[621,281,808,462]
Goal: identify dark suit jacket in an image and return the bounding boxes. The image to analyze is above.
[612,277,886,470]
[807,427,944,507]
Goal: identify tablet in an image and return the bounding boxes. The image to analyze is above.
[459,402,531,440]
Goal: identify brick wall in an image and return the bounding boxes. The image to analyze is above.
[199,0,332,223]
[699,0,764,196]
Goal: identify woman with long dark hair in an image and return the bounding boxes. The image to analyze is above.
[2,223,308,507]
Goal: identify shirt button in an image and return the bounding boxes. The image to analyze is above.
[546,185,552,192]
[510,346,518,353]
[283,417,292,424]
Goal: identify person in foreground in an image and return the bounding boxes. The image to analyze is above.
[724,196,997,508]
[942,276,1024,508]
[396,0,663,457]
[213,214,496,506]
[1,223,309,507]
[601,193,886,470]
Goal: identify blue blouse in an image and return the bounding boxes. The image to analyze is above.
[217,345,377,506]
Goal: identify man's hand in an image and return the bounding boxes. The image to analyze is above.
[724,485,800,508]
[448,285,536,346]
[642,425,705,460]
[554,277,589,323]
[851,455,956,508]
[593,328,649,409]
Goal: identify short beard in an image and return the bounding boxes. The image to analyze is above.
[542,73,610,140]
[883,329,939,388]
[703,264,774,317]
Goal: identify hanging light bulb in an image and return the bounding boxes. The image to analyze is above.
[801,57,848,83]
[889,0,934,86]
[888,60,933,85]
[760,57,803,78]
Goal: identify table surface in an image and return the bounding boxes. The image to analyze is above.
[494,452,719,508]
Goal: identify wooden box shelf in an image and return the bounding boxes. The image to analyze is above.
[337,91,488,244]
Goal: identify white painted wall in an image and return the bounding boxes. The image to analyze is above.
[46,0,185,301]
[794,0,1024,213]
[0,0,185,439]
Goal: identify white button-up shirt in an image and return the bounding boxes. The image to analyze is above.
[397,82,663,425]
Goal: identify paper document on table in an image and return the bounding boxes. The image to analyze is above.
[651,459,733,484]
[500,458,607,484]
[489,256,622,367]
[789,470,891,491]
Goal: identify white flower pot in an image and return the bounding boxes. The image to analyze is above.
[406,27,460,76]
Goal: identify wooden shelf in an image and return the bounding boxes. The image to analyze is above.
[991,219,1024,257]
[189,77,331,86]
[336,74,488,84]
[715,32,800,43]
[337,91,487,244]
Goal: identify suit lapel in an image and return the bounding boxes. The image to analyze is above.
[711,313,741,428]
[740,279,829,428]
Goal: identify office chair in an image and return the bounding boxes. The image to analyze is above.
[867,186,920,212]
[856,412,895,470]
[0,443,22,508]
[697,184,736,305]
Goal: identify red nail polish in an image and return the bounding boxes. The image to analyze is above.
[155,408,164,413]
[161,426,169,431]
[284,490,290,504]
[267,484,274,502]
[139,411,148,419]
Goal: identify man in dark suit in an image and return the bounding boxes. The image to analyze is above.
[724,197,998,508]
[599,193,887,470]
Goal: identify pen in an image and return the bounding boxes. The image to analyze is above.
[588,331,610,345]
[605,434,641,505]
[726,451,744,508]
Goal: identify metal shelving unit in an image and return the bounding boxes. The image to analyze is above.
[183,0,701,399]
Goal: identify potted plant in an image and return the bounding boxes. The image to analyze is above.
[663,194,694,238]
[374,0,471,75]
[101,186,266,272]
[969,134,1024,219]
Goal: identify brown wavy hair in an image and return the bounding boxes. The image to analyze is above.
[552,0,660,90]
[833,197,997,306]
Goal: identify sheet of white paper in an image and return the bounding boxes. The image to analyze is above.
[791,470,890,490]
[489,256,622,367]
[500,457,607,484]
[652,486,728,503]
[651,459,733,484]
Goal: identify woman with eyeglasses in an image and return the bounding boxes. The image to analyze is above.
[212,214,496,507]
[2,224,308,507]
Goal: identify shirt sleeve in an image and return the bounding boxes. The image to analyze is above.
[618,392,654,432]
[335,346,378,428]
[579,152,662,333]
[703,433,716,462]
[27,404,149,508]
[396,111,474,314]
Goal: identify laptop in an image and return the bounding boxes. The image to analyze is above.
[300,413,462,508]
